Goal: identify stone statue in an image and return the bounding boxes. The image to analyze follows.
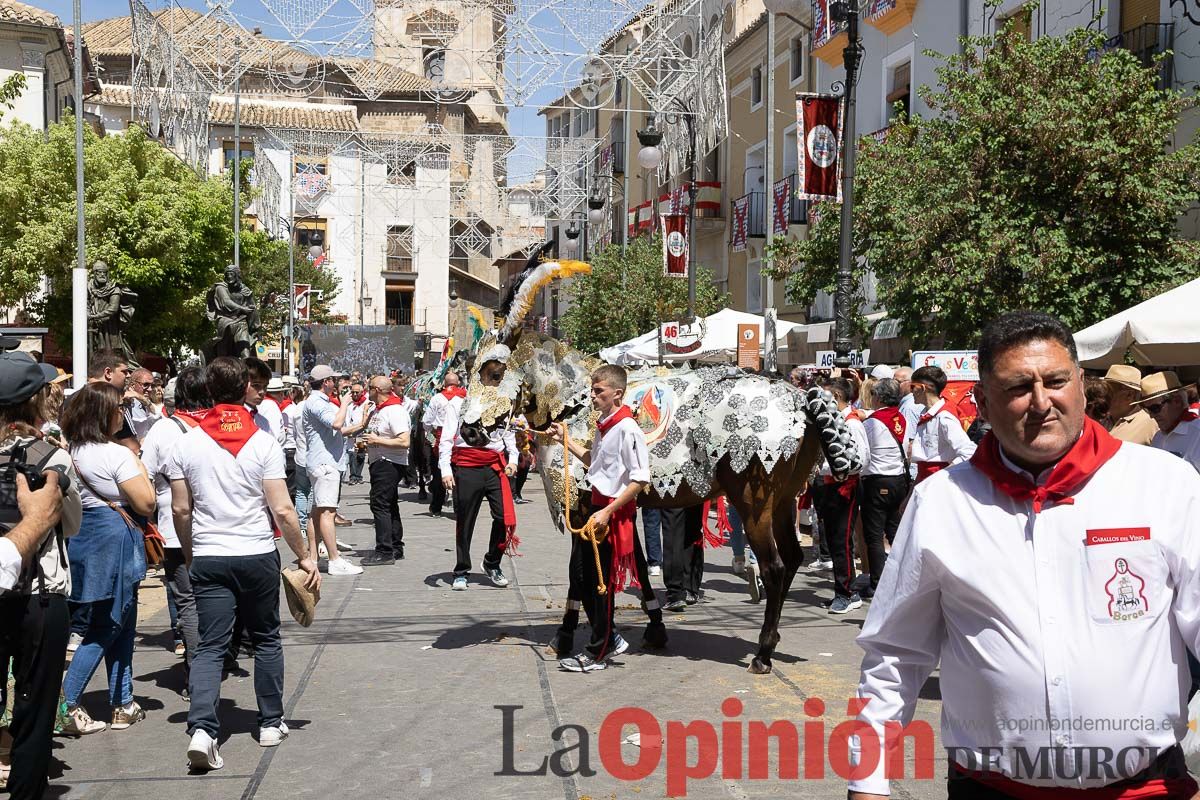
[87,261,138,365]
[204,264,261,360]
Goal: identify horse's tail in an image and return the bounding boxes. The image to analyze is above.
[801,387,864,481]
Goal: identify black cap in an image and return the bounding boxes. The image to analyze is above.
[0,351,46,405]
[0,336,20,351]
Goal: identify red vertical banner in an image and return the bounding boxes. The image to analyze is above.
[294,283,312,322]
[731,195,750,252]
[662,215,688,277]
[797,93,843,201]
[771,177,791,236]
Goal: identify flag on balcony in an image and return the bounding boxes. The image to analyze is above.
[772,177,791,236]
[694,182,722,213]
[731,195,750,253]
[797,93,843,201]
[637,201,654,235]
[628,206,639,239]
[662,214,689,278]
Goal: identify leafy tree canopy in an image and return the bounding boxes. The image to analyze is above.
[765,15,1200,347]
[558,234,728,354]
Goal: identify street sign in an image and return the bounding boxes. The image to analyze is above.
[737,323,761,370]
[911,350,979,382]
[815,349,870,368]
[661,320,703,356]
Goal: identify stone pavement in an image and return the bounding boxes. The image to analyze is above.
[49,480,946,800]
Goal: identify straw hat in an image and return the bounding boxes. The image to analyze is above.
[1102,364,1142,393]
[1134,371,1185,405]
[281,567,320,627]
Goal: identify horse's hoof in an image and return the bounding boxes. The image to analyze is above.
[748,658,773,675]
[643,623,668,649]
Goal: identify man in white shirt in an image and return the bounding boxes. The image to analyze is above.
[423,371,465,515]
[302,365,362,576]
[908,365,976,482]
[860,378,910,598]
[264,377,296,498]
[1142,371,1200,472]
[814,377,870,614]
[550,364,650,672]
[343,381,369,485]
[125,368,161,441]
[851,311,1200,799]
[361,376,411,566]
[168,357,319,772]
[439,360,518,591]
[140,366,210,682]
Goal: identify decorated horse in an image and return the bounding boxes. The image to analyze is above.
[458,254,863,674]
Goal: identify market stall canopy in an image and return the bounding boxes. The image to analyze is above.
[599,308,804,366]
[1074,278,1200,367]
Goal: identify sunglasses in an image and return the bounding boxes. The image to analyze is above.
[1143,401,1167,414]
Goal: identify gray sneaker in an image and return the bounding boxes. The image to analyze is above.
[482,564,509,588]
[828,594,863,614]
[608,633,630,659]
[559,653,607,672]
[452,576,468,591]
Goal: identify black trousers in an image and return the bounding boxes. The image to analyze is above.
[368,459,406,557]
[662,504,704,603]
[284,450,297,503]
[513,465,530,499]
[557,512,661,656]
[860,474,908,589]
[0,593,69,800]
[429,454,447,514]
[814,482,859,598]
[452,464,505,576]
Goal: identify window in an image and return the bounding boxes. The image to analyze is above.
[615,76,623,104]
[294,157,328,176]
[886,60,910,122]
[294,218,328,261]
[423,46,446,82]
[386,225,414,272]
[1003,7,1032,41]
[222,141,254,172]
[1121,0,1160,30]
[790,36,804,84]
[750,65,763,109]
[387,159,417,184]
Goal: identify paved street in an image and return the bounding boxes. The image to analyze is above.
[53,480,945,800]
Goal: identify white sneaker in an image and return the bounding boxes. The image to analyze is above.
[317,542,329,559]
[452,576,468,591]
[67,632,83,653]
[258,722,289,747]
[187,729,224,771]
[648,565,662,577]
[731,555,746,576]
[335,539,353,553]
[61,705,106,736]
[327,558,363,576]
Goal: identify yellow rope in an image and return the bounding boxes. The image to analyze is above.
[560,426,610,596]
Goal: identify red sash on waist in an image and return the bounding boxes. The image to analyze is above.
[432,426,443,454]
[915,461,949,483]
[822,474,860,501]
[451,446,518,554]
[950,761,1198,800]
[590,489,638,592]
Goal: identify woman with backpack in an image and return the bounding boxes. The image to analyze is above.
[0,351,82,798]
[59,383,155,735]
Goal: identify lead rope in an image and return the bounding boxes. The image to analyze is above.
[559,426,610,596]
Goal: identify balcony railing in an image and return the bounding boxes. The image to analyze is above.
[734,191,767,239]
[609,141,625,174]
[783,174,809,226]
[386,307,413,326]
[385,254,414,273]
[1100,22,1174,91]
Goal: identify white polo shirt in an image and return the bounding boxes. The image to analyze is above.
[587,410,650,499]
[140,415,195,547]
[910,398,976,465]
[852,441,1200,794]
[1151,417,1200,472]
[166,426,286,557]
[254,397,286,447]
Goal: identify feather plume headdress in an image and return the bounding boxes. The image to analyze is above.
[498,258,591,342]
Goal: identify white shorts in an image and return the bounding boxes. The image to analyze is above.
[308,463,341,509]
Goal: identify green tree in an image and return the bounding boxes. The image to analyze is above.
[0,74,27,120]
[239,229,340,345]
[0,119,338,359]
[558,234,728,354]
[765,15,1200,347]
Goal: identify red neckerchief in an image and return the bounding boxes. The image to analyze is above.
[277,398,292,411]
[173,408,209,424]
[198,403,259,457]
[869,406,907,446]
[918,399,946,426]
[969,416,1122,514]
[320,391,340,407]
[351,394,368,408]
[597,405,634,436]
[441,386,466,401]
[450,447,519,554]
[374,394,404,411]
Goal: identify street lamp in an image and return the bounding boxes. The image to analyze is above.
[562,221,581,255]
[829,0,863,369]
[587,190,605,225]
[636,122,664,171]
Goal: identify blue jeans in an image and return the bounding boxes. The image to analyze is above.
[62,589,139,709]
[727,505,757,564]
[641,507,662,567]
[188,551,284,738]
[294,463,313,534]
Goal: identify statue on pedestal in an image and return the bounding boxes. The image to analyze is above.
[204,264,261,361]
[87,261,138,365]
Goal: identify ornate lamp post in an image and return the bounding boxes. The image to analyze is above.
[637,113,699,324]
[830,1,863,369]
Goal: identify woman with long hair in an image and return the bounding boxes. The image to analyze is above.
[59,382,155,733]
